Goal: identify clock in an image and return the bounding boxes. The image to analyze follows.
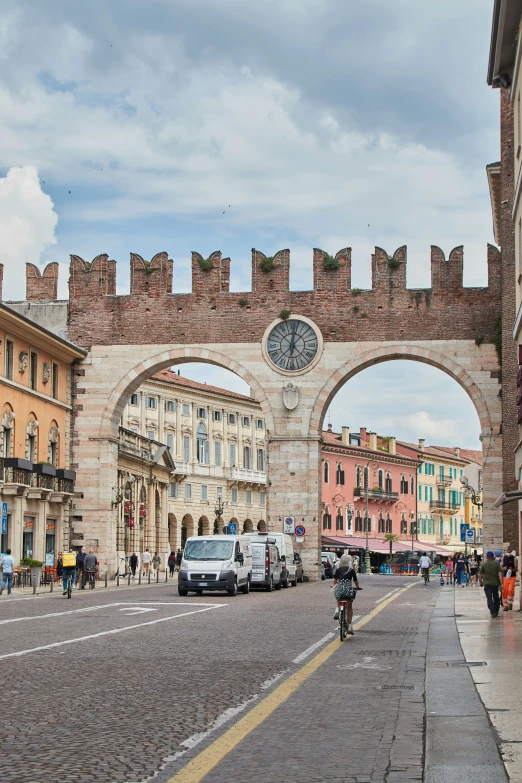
[266,319,319,372]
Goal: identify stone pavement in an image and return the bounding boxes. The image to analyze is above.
[455,582,522,782]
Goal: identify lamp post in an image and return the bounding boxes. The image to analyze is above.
[460,476,483,508]
[364,460,380,574]
[214,497,228,534]
[410,518,417,552]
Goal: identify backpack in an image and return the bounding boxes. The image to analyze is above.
[62,552,77,568]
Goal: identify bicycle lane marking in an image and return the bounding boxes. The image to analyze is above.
[165,582,417,783]
[375,588,401,604]
[0,601,217,626]
[0,604,228,660]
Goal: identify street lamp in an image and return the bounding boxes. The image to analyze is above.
[214,496,228,534]
[364,460,380,574]
[460,476,483,508]
[410,517,417,552]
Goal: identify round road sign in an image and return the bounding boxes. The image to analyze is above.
[295,524,306,537]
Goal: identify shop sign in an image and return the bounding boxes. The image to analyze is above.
[24,518,34,530]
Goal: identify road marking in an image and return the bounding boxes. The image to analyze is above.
[118,607,157,616]
[166,583,415,783]
[0,605,227,660]
[375,588,401,604]
[292,633,334,663]
[0,601,216,626]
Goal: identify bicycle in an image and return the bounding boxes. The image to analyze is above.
[86,569,97,590]
[422,567,430,586]
[339,600,349,641]
[66,571,73,599]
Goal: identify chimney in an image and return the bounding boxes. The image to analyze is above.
[419,438,425,451]
[360,427,367,446]
[389,437,397,455]
[369,432,377,451]
[341,426,350,445]
[455,447,460,458]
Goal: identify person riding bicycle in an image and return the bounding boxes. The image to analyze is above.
[62,549,77,595]
[332,554,360,635]
[83,549,97,588]
[419,552,431,582]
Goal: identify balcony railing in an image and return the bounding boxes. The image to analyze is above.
[429,500,460,514]
[0,459,75,496]
[436,476,453,487]
[354,487,399,503]
[118,426,168,461]
[226,467,267,485]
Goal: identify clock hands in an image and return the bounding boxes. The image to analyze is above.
[288,322,298,356]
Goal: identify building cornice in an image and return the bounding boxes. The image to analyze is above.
[322,443,420,469]
[140,377,262,411]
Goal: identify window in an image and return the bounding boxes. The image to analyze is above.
[257,448,266,472]
[418,465,422,474]
[260,491,266,506]
[256,419,264,429]
[197,423,209,464]
[228,413,237,424]
[0,512,9,554]
[183,435,190,462]
[356,467,361,487]
[424,485,428,502]
[2,425,12,458]
[401,518,407,535]
[168,482,179,498]
[439,465,444,480]
[231,487,238,503]
[460,469,463,477]
[421,517,426,535]
[242,416,251,427]
[48,436,58,466]
[336,464,345,485]
[355,514,362,532]
[243,446,252,470]
[4,339,13,380]
[217,486,223,498]
[418,483,422,501]
[165,399,176,412]
[48,424,59,466]
[246,490,252,505]
[185,483,191,499]
[335,510,343,531]
[201,485,208,500]
[213,410,222,422]
[411,476,415,495]
[323,461,329,483]
[147,430,155,441]
[385,473,392,493]
[363,467,368,489]
[429,486,433,502]
[197,407,207,419]
[166,433,174,450]
[323,512,332,531]
[229,443,236,467]
[29,351,37,390]
[378,516,385,533]
[182,403,190,415]
[385,516,392,533]
[214,440,222,466]
[400,475,408,494]
[146,396,157,410]
[52,363,59,399]
[130,394,140,406]
[378,469,383,489]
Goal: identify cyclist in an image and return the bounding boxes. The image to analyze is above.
[83,549,97,588]
[332,554,360,635]
[419,552,431,583]
[62,549,77,595]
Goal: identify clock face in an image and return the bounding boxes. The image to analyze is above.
[267,319,319,372]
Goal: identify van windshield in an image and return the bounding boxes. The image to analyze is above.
[184,540,234,561]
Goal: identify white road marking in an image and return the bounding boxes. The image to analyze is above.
[375,588,401,604]
[0,604,227,661]
[0,601,216,625]
[292,633,334,663]
[119,607,157,616]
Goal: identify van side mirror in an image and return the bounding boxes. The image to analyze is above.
[236,552,244,565]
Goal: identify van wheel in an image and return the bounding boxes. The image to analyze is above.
[291,577,298,587]
[266,578,273,592]
[228,581,238,597]
[178,588,188,597]
[195,589,203,595]
[241,578,250,595]
[275,577,282,590]
[282,578,289,588]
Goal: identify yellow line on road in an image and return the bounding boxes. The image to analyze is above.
[167,582,416,783]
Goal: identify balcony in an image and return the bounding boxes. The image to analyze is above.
[429,500,460,514]
[435,476,453,487]
[0,459,75,501]
[118,427,167,461]
[226,466,267,487]
[354,487,399,503]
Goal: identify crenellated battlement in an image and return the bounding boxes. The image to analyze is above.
[3,244,501,347]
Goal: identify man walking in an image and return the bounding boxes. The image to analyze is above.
[83,549,97,588]
[479,551,503,618]
[175,548,182,571]
[142,549,152,576]
[0,549,15,595]
[76,547,86,589]
[130,552,138,578]
[501,545,518,611]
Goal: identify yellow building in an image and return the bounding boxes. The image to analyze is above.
[0,303,85,563]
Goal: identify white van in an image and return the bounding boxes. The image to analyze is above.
[178,535,252,597]
[247,532,297,587]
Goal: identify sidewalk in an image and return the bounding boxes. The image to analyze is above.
[1,571,176,598]
[455,584,522,782]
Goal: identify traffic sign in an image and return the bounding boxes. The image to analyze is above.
[295,524,306,537]
[284,517,295,534]
[295,536,304,544]
[228,522,237,535]
[1,502,7,535]
[465,528,475,544]
[460,523,469,543]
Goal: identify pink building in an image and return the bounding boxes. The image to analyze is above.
[321,426,420,541]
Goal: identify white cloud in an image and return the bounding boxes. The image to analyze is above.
[0,166,58,299]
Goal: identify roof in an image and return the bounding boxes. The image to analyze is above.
[397,440,471,466]
[150,368,259,405]
[322,430,420,466]
[0,302,86,361]
[486,162,501,246]
[488,0,522,86]
[428,446,482,466]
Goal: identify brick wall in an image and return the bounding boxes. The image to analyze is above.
[26,263,59,301]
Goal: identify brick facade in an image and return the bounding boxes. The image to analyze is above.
[26,262,59,302]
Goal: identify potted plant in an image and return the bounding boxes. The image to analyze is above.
[20,557,44,588]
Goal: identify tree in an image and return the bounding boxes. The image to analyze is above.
[383,533,400,561]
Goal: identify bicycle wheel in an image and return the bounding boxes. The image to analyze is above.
[339,607,347,641]
[67,576,72,599]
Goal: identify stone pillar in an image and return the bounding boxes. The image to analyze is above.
[481,429,504,552]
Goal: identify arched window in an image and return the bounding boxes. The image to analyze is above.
[400,516,408,535]
[323,461,329,483]
[355,514,363,532]
[26,414,38,462]
[356,466,361,487]
[197,422,209,464]
[336,464,345,486]
[48,421,59,466]
[1,406,14,458]
[400,474,408,494]
[335,509,343,531]
[411,476,415,495]
[385,472,392,493]
[378,515,385,533]
[378,470,384,490]
[322,511,332,530]
[385,515,392,533]
[363,467,368,489]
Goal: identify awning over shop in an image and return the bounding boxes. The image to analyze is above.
[322,535,457,555]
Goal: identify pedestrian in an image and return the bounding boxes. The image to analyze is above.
[352,554,360,573]
[444,557,454,585]
[152,551,161,576]
[0,548,15,596]
[142,549,152,575]
[479,551,503,618]
[168,551,176,577]
[83,549,97,588]
[469,554,479,586]
[455,553,467,587]
[76,547,86,589]
[176,548,182,571]
[56,551,63,582]
[473,549,482,566]
[501,545,518,611]
[130,552,138,578]
[61,548,77,594]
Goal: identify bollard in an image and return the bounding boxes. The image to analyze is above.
[105,572,108,588]
[148,571,151,585]
[156,570,159,584]
[117,574,120,587]
[165,569,168,583]
[50,577,53,593]
[33,581,37,596]
[128,573,131,586]
[139,571,141,585]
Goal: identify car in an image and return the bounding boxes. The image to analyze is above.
[294,552,305,582]
[321,552,336,579]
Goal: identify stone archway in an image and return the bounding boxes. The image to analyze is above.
[198,516,210,536]
[257,520,267,532]
[168,513,177,551]
[242,519,254,533]
[181,514,194,546]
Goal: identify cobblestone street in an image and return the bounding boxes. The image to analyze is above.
[0,576,508,783]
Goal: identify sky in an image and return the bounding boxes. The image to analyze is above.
[0,0,497,449]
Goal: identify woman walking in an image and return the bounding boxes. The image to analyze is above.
[168,551,176,577]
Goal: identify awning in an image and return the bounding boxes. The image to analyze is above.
[322,535,458,555]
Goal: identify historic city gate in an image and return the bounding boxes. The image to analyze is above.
[23,244,505,576]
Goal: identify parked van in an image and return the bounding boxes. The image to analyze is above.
[250,538,282,591]
[178,535,252,597]
[247,532,297,587]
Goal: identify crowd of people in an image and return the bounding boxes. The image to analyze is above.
[441,546,518,617]
[443,550,482,586]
